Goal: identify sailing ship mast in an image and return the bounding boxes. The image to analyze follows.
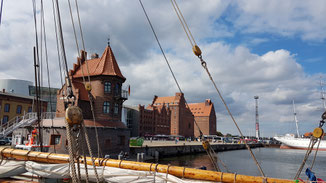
[292,100,300,137]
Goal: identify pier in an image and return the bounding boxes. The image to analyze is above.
[130,140,263,160]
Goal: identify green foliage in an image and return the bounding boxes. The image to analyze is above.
[216,131,223,136]
[226,133,232,137]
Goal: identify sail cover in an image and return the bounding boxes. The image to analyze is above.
[0,160,27,178]
[0,160,212,182]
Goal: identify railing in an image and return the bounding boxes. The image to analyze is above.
[0,112,55,138]
[121,89,128,100]
[0,112,37,138]
[41,112,56,119]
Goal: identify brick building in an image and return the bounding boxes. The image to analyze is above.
[13,44,130,156]
[188,99,217,137]
[138,103,170,137]
[137,94,216,138]
[151,93,194,138]
[0,91,47,124]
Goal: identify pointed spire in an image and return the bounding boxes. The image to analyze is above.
[107,35,110,46]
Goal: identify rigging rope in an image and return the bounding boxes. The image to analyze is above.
[294,118,325,180]
[32,0,44,152]
[54,0,74,102]
[40,0,57,153]
[139,0,223,172]
[51,0,64,87]
[67,0,102,158]
[0,0,3,26]
[169,0,266,177]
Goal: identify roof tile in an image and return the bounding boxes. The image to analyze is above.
[72,46,125,80]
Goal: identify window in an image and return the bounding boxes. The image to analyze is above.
[114,103,119,114]
[50,135,61,145]
[115,83,120,96]
[2,116,9,123]
[28,107,32,113]
[16,105,22,114]
[4,104,10,112]
[104,82,111,93]
[103,102,110,114]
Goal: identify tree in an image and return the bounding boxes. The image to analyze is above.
[216,131,223,136]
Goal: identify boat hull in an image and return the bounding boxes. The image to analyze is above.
[274,136,326,150]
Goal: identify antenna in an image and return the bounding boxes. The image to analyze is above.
[292,100,300,137]
[254,96,260,139]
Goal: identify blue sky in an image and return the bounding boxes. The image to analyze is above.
[0,0,326,137]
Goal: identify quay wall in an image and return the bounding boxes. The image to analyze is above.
[130,143,263,158]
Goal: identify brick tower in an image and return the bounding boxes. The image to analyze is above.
[56,44,128,124]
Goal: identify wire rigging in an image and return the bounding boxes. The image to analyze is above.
[139,0,226,172]
[169,0,266,176]
[67,0,102,158]
[32,0,44,152]
[0,0,4,27]
[51,0,64,87]
[39,0,57,153]
[53,0,74,101]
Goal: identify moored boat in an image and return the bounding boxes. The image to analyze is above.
[274,134,326,150]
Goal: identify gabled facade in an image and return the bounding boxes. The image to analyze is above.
[138,104,170,137]
[56,45,128,125]
[188,99,217,137]
[152,93,194,138]
[12,44,130,156]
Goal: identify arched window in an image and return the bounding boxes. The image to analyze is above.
[104,82,111,93]
[103,101,110,114]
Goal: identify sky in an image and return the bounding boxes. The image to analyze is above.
[0,0,326,137]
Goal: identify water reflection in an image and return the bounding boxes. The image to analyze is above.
[153,148,326,180]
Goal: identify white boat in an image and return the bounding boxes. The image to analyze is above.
[274,99,326,150]
[274,134,326,150]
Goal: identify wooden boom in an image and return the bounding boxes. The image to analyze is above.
[0,147,300,183]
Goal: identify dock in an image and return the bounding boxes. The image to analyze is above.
[130,140,263,160]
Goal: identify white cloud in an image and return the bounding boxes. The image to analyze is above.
[0,0,325,137]
[231,0,326,41]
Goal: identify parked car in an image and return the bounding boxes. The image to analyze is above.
[0,137,11,145]
[0,139,6,145]
[4,137,12,145]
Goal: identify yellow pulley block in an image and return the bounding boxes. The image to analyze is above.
[202,141,209,150]
[85,83,92,91]
[313,127,324,138]
[65,106,83,126]
[192,45,202,57]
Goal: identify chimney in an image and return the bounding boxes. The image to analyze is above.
[205,99,211,106]
[80,50,87,62]
[2,89,5,93]
[91,53,99,59]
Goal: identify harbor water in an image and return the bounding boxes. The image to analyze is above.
[152,147,326,180]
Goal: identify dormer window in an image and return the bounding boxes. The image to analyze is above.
[104,82,111,93]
